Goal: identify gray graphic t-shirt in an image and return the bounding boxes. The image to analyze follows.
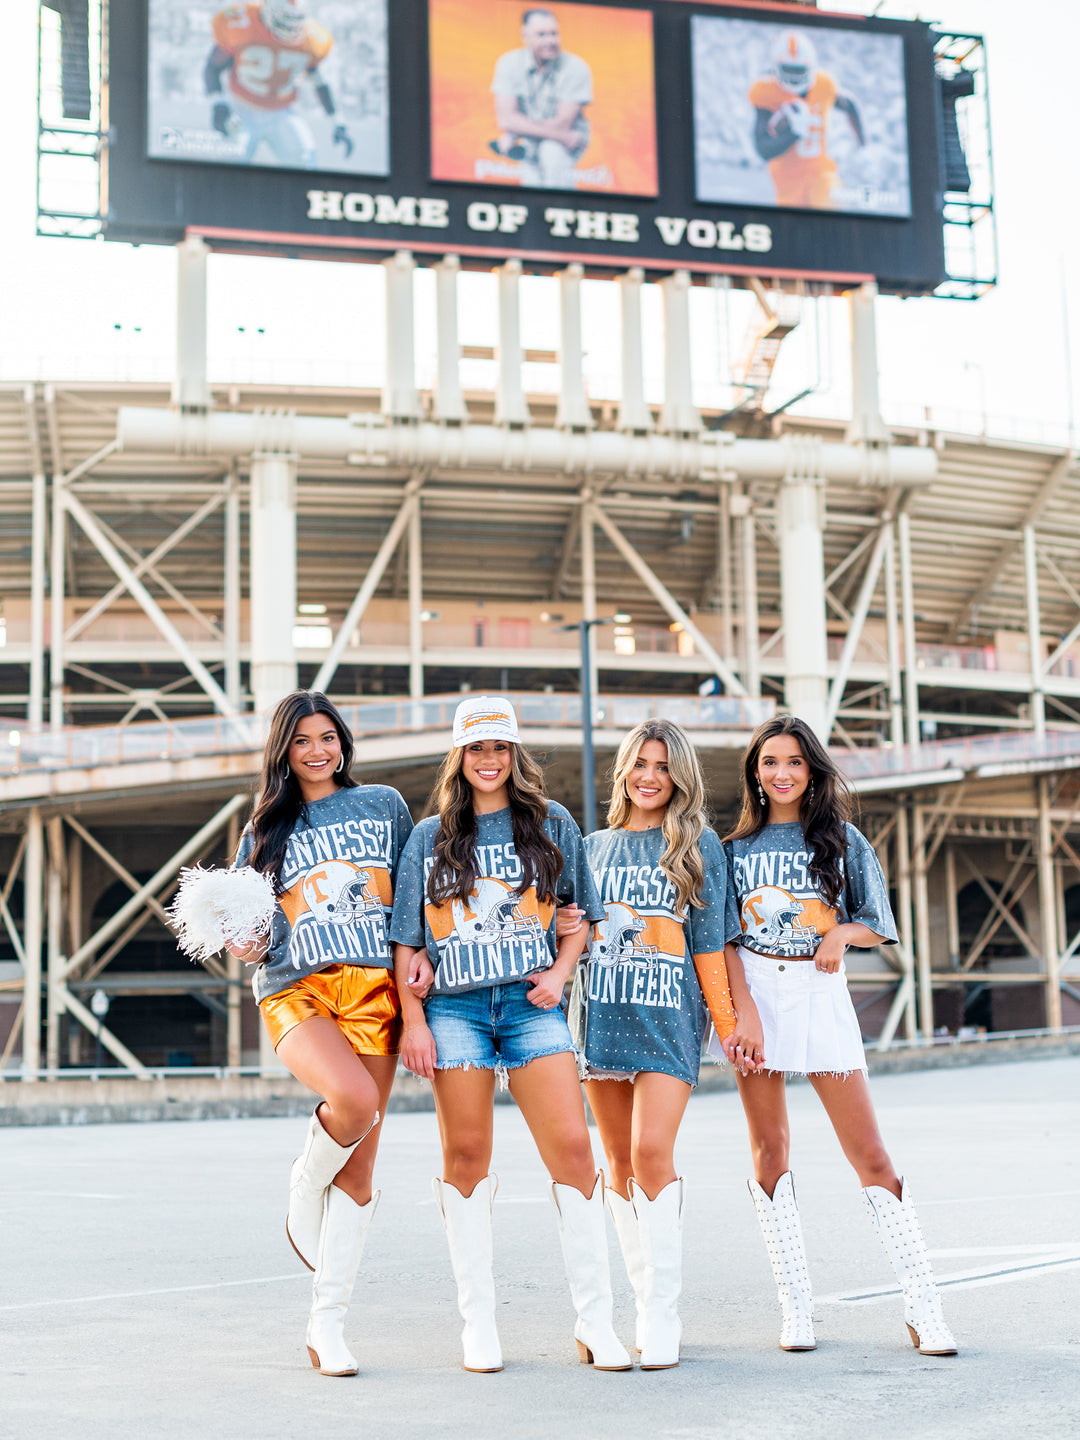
[235,785,414,1004]
[568,826,739,1086]
[726,821,898,958]
[388,801,604,996]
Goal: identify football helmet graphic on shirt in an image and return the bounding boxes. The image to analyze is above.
[590,903,660,970]
[301,861,383,927]
[741,885,822,953]
[450,877,545,947]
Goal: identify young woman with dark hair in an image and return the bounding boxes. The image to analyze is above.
[229,690,418,1377]
[722,713,957,1357]
[565,718,741,1370]
[389,696,630,1375]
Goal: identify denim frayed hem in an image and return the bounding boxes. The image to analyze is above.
[436,1043,577,1092]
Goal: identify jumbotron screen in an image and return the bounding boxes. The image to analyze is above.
[103,0,959,295]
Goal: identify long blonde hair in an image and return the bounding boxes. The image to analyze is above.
[427,742,562,906]
[607,718,707,916]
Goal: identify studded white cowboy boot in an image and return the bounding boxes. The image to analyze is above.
[862,1180,958,1356]
[550,1175,632,1371]
[605,1187,647,1353]
[287,1105,379,1270]
[631,1177,684,1370]
[305,1184,379,1377]
[433,1175,504,1373]
[748,1172,817,1351]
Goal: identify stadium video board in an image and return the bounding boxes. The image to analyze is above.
[104,0,954,295]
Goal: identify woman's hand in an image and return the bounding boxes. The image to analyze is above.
[407,948,435,1000]
[721,1006,765,1074]
[813,928,848,974]
[526,968,566,1012]
[224,936,268,965]
[400,1022,438,1081]
[555,904,585,940]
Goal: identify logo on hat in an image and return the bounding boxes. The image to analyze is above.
[452,695,521,746]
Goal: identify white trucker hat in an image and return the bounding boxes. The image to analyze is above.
[452,695,521,746]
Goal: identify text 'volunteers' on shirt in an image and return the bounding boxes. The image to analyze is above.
[234,784,414,1005]
[388,801,604,996]
[569,825,741,1087]
[726,821,899,959]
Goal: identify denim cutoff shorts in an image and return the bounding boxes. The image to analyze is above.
[424,980,576,1084]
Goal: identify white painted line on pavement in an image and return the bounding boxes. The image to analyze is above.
[0,1273,308,1312]
[818,1251,1080,1305]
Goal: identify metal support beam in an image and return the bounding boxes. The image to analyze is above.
[433,255,466,422]
[556,264,591,430]
[884,521,904,748]
[312,477,422,694]
[739,498,760,699]
[580,499,599,710]
[589,505,748,697]
[61,985,148,1075]
[1023,524,1046,739]
[898,509,920,754]
[29,462,46,731]
[63,490,236,716]
[409,497,424,701]
[21,809,43,1077]
[45,817,65,1072]
[911,804,934,1040]
[944,843,960,969]
[495,259,529,425]
[224,468,242,709]
[778,477,828,736]
[61,794,249,982]
[824,523,888,737]
[617,268,652,432]
[249,454,297,715]
[382,250,422,420]
[1037,776,1062,1029]
[660,270,700,434]
[846,281,890,445]
[50,468,65,732]
[174,236,211,412]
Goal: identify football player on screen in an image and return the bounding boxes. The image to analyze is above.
[204,0,353,169]
[749,29,864,210]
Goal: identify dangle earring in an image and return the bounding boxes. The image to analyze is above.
[809,778,815,805]
[334,755,346,774]
[757,781,767,807]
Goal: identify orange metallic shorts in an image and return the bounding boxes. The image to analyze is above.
[259,964,401,1057]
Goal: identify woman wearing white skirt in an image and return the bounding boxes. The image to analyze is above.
[721,714,957,1358]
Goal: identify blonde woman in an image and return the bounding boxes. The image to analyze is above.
[565,718,741,1370]
[389,696,630,1375]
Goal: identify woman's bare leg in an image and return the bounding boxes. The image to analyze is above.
[509,1052,598,1194]
[734,1070,792,1196]
[627,1072,692,1200]
[431,1067,497,1197]
[583,1080,635,1198]
[274,1017,396,1205]
[808,1071,901,1196]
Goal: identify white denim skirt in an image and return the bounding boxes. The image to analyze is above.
[737,945,867,1077]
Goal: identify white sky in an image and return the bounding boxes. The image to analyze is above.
[2,0,1077,447]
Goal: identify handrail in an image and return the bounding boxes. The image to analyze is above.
[0,692,775,778]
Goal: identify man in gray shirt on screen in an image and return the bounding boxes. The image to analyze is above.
[489,7,592,189]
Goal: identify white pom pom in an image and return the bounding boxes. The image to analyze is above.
[167,865,277,964]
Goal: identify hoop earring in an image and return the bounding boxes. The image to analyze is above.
[281,763,290,779]
[757,781,767,806]
[334,755,345,774]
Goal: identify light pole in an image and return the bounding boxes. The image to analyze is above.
[90,988,110,1070]
[557,617,616,835]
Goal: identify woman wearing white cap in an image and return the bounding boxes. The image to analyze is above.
[563,718,741,1370]
[389,695,631,1375]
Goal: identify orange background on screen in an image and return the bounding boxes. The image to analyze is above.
[429,0,659,196]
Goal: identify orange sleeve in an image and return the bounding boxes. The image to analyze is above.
[694,950,736,1041]
[749,79,783,112]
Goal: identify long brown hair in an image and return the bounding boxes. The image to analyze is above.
[246,691,357,890]
[426,743,562,906]
[724,714,852,908]
[607,719,707,916]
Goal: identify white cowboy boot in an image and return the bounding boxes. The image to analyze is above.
[550,1175,632,1372]
[433,1175,503,1373]
[748,1172,817,1351]
[631,1177,684,1370]
[605,1187,646,1353]
[862,1180,958,1356]
[305,1184,379,1377]
[287,1105,379,1270]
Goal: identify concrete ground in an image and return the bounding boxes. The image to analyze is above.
[2,1058,1078,1440]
